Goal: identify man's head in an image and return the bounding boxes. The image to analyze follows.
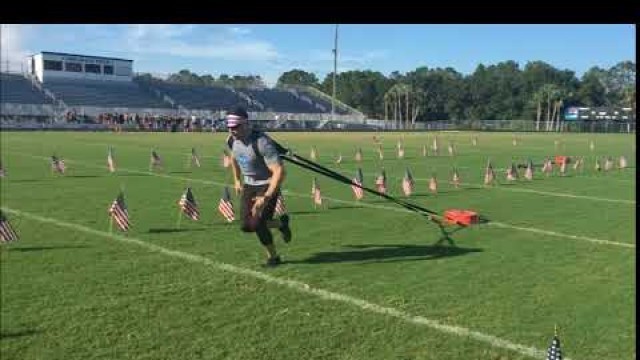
[226,106,250,140]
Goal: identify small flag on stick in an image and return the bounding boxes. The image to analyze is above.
[524,159,534,180]
[428,174,438,193]
[218,187,235,222]
[107,147,116,173]
[375,168,387,194]
[191,147,201,168]
[150,150,163,171]
[402,168,414,196]
[0,210,19,243]
[311,177,323,208]
[451,167,461,188]
[108,191,130,232]
[546,326,563,360]
[484,160,495,185]
[619,155,627,169]
[274,193,287,216]
[351,168,364,200]
[178,187,200,221]
[51,155,65,174]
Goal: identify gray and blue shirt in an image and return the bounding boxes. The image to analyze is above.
[229,131,283,186]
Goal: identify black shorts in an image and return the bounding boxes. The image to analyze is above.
[241,184,280,232]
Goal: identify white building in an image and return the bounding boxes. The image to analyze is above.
[26,51,133,83]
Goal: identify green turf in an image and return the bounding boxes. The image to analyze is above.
[0,131,635,360]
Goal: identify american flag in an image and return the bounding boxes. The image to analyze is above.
[542,158,553,175]
[355,147,363,162]
[428,174,438,193]
[375,168,387,194]
[351,168,364,200]
[484,160,495,185]
[0,210,19,243]
[604,157,613,171]
[222,150,232,168]
[191,147,201,168]
[108,192,130,232]
[312,178,323,207]
[310,146,317,161]
[107,147,116,173]
[451,167,461,188]
[524,159,534,180]
[546,334,563,360]
[150,150,162,170]
[573,157,583,171]
[51,155,65,174]
[402,168,414,196]
[178,187,200,221]
[506,162,518,181]
[218,186,235,222]
[619,155,627,169]
[274,193,287,216]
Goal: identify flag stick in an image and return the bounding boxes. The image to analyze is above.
[176,209,183,229]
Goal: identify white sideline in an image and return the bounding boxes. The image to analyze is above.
[12,153,635,249]
[1,206,564,360]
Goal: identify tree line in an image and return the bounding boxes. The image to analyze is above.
[135,60,635,123]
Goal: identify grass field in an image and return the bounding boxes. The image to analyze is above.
[0,130,635,360]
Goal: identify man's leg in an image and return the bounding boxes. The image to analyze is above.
[241,185,281,266]
[262,190,292,243]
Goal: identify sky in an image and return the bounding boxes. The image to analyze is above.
[1,24,635,86]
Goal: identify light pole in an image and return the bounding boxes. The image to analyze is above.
[331,24,339,121]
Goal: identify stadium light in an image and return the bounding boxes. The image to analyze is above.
[332,24,339,121]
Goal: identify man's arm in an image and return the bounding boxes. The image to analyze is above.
[230,156,243,194]
[263,162,285,199]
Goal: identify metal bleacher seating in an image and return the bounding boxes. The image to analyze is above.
[0,73,51,104]
[242,88,324,113]
[43,78,167,108]
[149,81,250,110]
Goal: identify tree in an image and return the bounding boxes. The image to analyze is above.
[276,69,319,88]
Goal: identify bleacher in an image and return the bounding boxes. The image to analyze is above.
[242,88,323,113]
[43,78,167,108]
[298,91,350,115]
[148,81,250,110]
[0,73,51,104]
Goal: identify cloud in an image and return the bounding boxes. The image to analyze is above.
[125,24,277,61]
[228,27,251,35]
[0,24,35,72]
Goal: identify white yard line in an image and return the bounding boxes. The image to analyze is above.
[1,206,565,360]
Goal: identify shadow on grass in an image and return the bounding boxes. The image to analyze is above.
[0,329,38,339]
[148,228,209,233]
[288,243,483,265]
[63,175,103,179]
[10,245,88,252]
